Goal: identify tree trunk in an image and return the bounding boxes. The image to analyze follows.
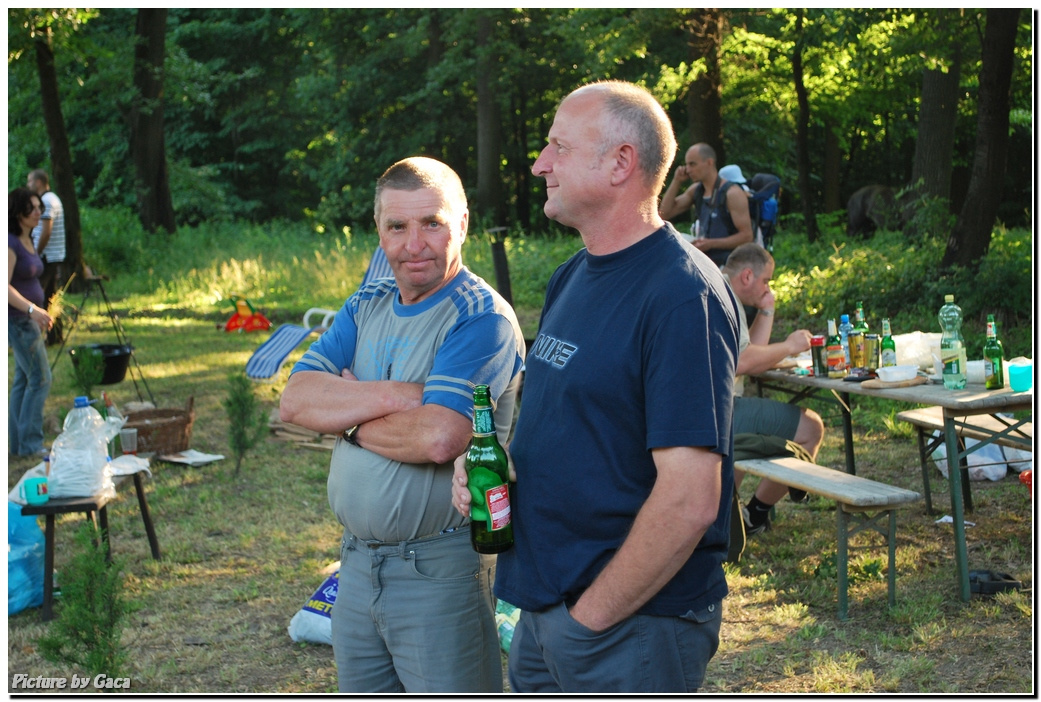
[792,11,819,243]
[475,12,505,226]
[822,120,841,212]
[941,9,1020,271]
[685,10,724,161]
[34,31,85,287]
[130,9,176,234]
[912,49,961,200]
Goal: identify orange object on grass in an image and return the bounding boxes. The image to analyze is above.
[224,295,271,333]
[1019,470,1032,494]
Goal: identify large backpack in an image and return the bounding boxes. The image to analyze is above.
[748,173,781,251]
[693,174,782,251]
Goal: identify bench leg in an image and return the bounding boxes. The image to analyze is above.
[887,510,897,608]
[132,472,162,560]
[838,505,902,620]
[41,515,56,623]
[916,429,934,514]
[98,506,113,563]
[957,443,974,513]
[837,506,850,620]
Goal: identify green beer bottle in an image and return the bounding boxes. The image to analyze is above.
[465,385,514,554]
[854,301,870,333]
[983,314,1005,390]
[880,318,897,368]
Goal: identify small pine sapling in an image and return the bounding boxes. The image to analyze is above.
[71,347,105,399]
[38,521,135,679]
[223,371,268,475]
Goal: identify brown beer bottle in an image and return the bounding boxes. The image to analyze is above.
[465,385,514,553]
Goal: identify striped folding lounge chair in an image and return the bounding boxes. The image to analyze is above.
[244,247,392,381]
[245,307,337,381]
[360,246,393,286]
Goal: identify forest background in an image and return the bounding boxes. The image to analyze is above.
[7,9,1035,251]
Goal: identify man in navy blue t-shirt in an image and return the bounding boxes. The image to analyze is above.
[453,81,740,693]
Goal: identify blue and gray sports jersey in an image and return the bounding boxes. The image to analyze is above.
[291,267,525,542]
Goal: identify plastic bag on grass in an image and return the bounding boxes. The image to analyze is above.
[931,432,1009,482]
[8,501,46,615]
[288,568,338,645]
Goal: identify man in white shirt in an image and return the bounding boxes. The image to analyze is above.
[27,169,66,345]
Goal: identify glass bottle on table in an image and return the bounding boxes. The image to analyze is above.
[826,318,846,378]
[983,314,1005,390]
[880,318,897,368]
[854,301,870,333]
[938,294,967,390]
[465,385,513,554]
[102,391,122,456]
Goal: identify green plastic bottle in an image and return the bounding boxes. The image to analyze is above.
[939,294,967,390]
[465,385,513,554]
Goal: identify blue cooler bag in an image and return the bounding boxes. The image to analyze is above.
[8,501,46,615]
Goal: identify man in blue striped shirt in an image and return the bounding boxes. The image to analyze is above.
[281,157,524,693]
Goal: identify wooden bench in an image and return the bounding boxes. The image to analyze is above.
[735,456,921,620]
[20,470,161,622]
[896,406,1033,514]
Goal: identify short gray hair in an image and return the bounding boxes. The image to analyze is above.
[571,81,677,192]
[374,157,467,222]
[722,243,773,277]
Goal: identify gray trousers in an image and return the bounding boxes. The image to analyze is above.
[508,599,722,693]
[332,527,503,693]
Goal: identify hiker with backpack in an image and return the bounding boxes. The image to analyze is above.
[659,143,753,267]
[717,165,783,252]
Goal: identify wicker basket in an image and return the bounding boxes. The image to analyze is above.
[124,396,195,456]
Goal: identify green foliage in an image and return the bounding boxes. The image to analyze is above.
[223,372,268,475]
[37,521,135,679]
[812,552,885,586]
[769,220,1033,359]
[9,9,1032,234]
[69,346,105,398]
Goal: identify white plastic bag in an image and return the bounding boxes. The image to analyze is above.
[287,567,338,645]
[931,431,1010,482]
[48,400,121,499]
[893,331,942,370]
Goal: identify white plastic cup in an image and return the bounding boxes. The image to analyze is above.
[119,427,138,455]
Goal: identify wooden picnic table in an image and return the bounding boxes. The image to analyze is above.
[751,369,1033,603]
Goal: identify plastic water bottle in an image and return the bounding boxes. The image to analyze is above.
[63,396,105,434]
[939,294,967,390]
[839,314,854,366]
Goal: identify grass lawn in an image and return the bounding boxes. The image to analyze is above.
[7,227,1034,693]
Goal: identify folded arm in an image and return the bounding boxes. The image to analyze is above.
[280,369,423,435]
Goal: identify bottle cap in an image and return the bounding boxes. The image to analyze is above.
[945,294,954,302]
[841,314,850,324]
[74,396,90,408]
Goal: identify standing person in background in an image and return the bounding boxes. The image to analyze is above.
[454,81,740,693]
[280,156,524,693]
[8,187,54,457]
[721,243,825,534]
[658,143,753,267]
[27,169,66,346]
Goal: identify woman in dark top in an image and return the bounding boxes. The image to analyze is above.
[9,187,54,457]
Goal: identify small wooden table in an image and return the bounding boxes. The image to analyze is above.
[20,471,161,622]
[752,370,1033,603]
